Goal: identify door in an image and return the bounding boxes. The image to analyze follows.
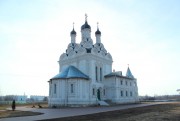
[97,89,101,100]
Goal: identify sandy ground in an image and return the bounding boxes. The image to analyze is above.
[39,102,180,121]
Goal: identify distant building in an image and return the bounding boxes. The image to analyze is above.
[15,95,27,103]
[30,95,47,102]
[48,15,139,107]
[0,95,27,103]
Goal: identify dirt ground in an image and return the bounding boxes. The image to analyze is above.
[0,103,45,118]
[0,111,42,118]
[40,102,180,121]
[0,110,42,119]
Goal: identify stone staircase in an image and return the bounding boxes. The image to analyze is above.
[98,100,109,106]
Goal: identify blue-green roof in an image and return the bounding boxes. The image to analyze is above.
[126,67,134,78]
[51,66,89,80]
[104,72,121,77]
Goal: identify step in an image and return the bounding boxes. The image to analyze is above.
[98,100,109,106]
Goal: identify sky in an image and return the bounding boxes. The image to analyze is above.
[0,0,180,97]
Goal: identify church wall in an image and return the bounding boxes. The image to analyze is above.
[78,59,87,75]
[49,78,97,107]
[104,64,112,75]
[104,77,139,103]
[104,77,116,99]
[59,54,112,82]
[87,58,112,84]
[60,62,77,73]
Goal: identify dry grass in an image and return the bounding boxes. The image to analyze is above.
[0,103,47,119]
[40,102,180,121]
[1,102,180,120]
[0,110,43,119]
[0,105,8,110]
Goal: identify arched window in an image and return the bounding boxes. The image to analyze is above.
[121,90,123,97]
[93,88,95,95]
[126,91,128,97]
[70,84,74,93]
[54,84,56,94]
[120,80,123,85]
[100,67,102,81]
[130,91,133,96]
[95,66,98,81]
[126,81,128,86]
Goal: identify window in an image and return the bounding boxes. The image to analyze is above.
[120,80,123,85]
[130,91,133,97]
[121,91,123,97]
[70,84,74,93]
[100,67,102,81]
[54,84,56,94]
[95,66,98,81]
[126,91,128,97]
[130,82,132,86]
[93,88,95,95]
[86,48,91,53]
[126,81,128,86]
[134,82,136,86]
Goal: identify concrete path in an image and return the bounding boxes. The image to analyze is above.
[0,102,164,121]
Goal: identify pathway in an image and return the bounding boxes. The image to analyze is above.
[0,102,165,121]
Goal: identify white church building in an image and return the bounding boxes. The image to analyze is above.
[48,15,139,107]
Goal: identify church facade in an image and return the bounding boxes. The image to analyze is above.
[48,16,139,107]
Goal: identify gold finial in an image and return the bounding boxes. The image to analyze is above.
[85,13,88,21]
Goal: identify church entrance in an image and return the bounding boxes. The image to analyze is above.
[97,89,101,100]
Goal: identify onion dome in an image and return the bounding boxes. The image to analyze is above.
[95,28,101,35]
[95,22,101,35]
[81,14,91,30]
[70,28,76,35]
[70,22,76,35]
[81,21,91,30]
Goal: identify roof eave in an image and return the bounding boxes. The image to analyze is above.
[104,75,135,80]
[50,77,89,80]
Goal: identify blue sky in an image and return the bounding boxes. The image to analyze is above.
[0,0,180,96]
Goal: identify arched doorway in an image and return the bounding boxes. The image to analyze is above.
[97,89,101,100]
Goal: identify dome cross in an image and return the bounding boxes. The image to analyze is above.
[85,13,88,21]
[73,22,74,29]
[97,22,99,29]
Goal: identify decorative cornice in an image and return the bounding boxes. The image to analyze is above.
[60,53,113,65]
